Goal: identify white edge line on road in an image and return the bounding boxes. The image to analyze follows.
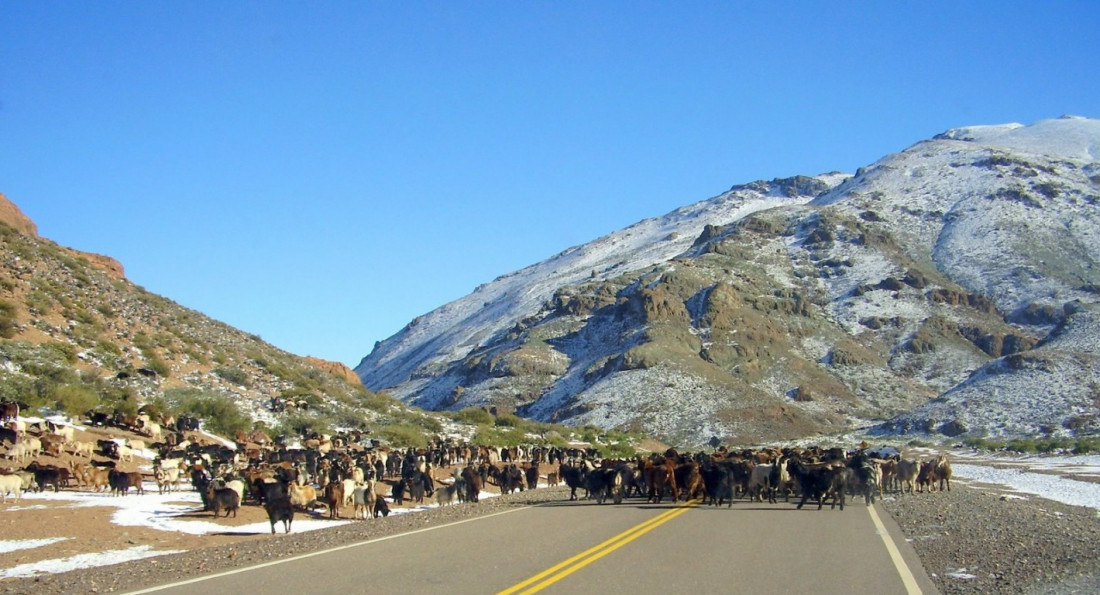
[868,504,923,595]
[124,506,531,594]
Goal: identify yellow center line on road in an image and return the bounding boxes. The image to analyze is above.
[497,499,700,595]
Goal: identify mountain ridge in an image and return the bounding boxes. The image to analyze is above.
[357,116,1100,445]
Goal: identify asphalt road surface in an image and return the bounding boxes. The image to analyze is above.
[129,498,940,595]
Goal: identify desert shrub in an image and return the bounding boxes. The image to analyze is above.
[95,339,121,356]
[0,300,17,338]
[214,366,250,386]
[357,390,396,412]
[274,411,332,438]
[601,440,637,458]
[378,424,428,448]
[494,412,523,427]
[25,290,52,314]
[163,389,251,438]
[471,424,525,447]
[145,356,171,378]
[331,409,369,430]
[98,384,139,416]
[43,341,78,364]
[1073,438,1100,455]
[0,372,35,405]
[453,407,494,426]
[52,384,99,417]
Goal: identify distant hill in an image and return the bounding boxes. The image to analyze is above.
[0,194,413,440]
[356,116,1100,446]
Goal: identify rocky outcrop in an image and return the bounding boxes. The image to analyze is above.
[0,193,125,280]
[302,356,363,386]
[67,248,126,280]
[0,193,38,237]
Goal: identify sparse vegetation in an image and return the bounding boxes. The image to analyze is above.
[378,424,429,448]
[162,388,252,437]
[214,366,250,386]
[0,299,16,338]
[963,436,1100,455]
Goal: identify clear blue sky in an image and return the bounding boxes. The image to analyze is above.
[2,2,1097,367]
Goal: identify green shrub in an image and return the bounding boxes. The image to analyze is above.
[52,384,99,417]
[163,389,251,438]
[1073,438,1100,455]
[601,441,637,458]
[214,366,250,386]
[145,356,171,378]
[378,424,428,448]
[453,407,494,426]
[0,300,17,338]
[274,411,335,438]
[495,412,523,427]
[471,424,525,447]
[44,341,78,364]
[0,372,35,405]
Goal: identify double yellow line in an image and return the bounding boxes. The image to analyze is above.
[497,499,700,595]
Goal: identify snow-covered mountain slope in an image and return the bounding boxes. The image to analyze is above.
[814,115,1100,320]
[357,116,1100,445]
[356,174,847,392]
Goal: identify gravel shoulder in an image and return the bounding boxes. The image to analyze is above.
[880,479,1100,595]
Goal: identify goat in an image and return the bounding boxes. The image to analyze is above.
[373,494,390,518]
[747,463,777,504]
[585,465,627,505]
[789,459,850,510]
[0,473,23,502]
[352,483,377,520]
[69,440,95,458]
[209,485,241,518]
[153,466,181,494]
[265,496,294,533]
[933,453,952,492]
[25,462,66,493]
[287,482,320,511]
[324,480,345,519]
[916,460,935,493]
[459,466,482,503]
[107,468,140,496]
[558,463,586,501]
[524,463,539,490]
[895,459,919,494]
[700,462,735,507]
[434,482,460,507]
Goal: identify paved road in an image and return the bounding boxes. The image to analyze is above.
[130,499,939,594]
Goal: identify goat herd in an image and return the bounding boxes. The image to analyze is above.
[561,445,952,512]
[0,402,954,538]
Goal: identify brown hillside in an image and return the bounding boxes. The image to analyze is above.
[0,192,38,237]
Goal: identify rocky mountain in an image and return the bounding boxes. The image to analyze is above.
[0,195,415,439]
[356,116,1100,446]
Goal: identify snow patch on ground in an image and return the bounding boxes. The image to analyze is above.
[1,546,182,579]
[0,482,508,578]
[0,538,68,555]
[955,464,1100,509]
